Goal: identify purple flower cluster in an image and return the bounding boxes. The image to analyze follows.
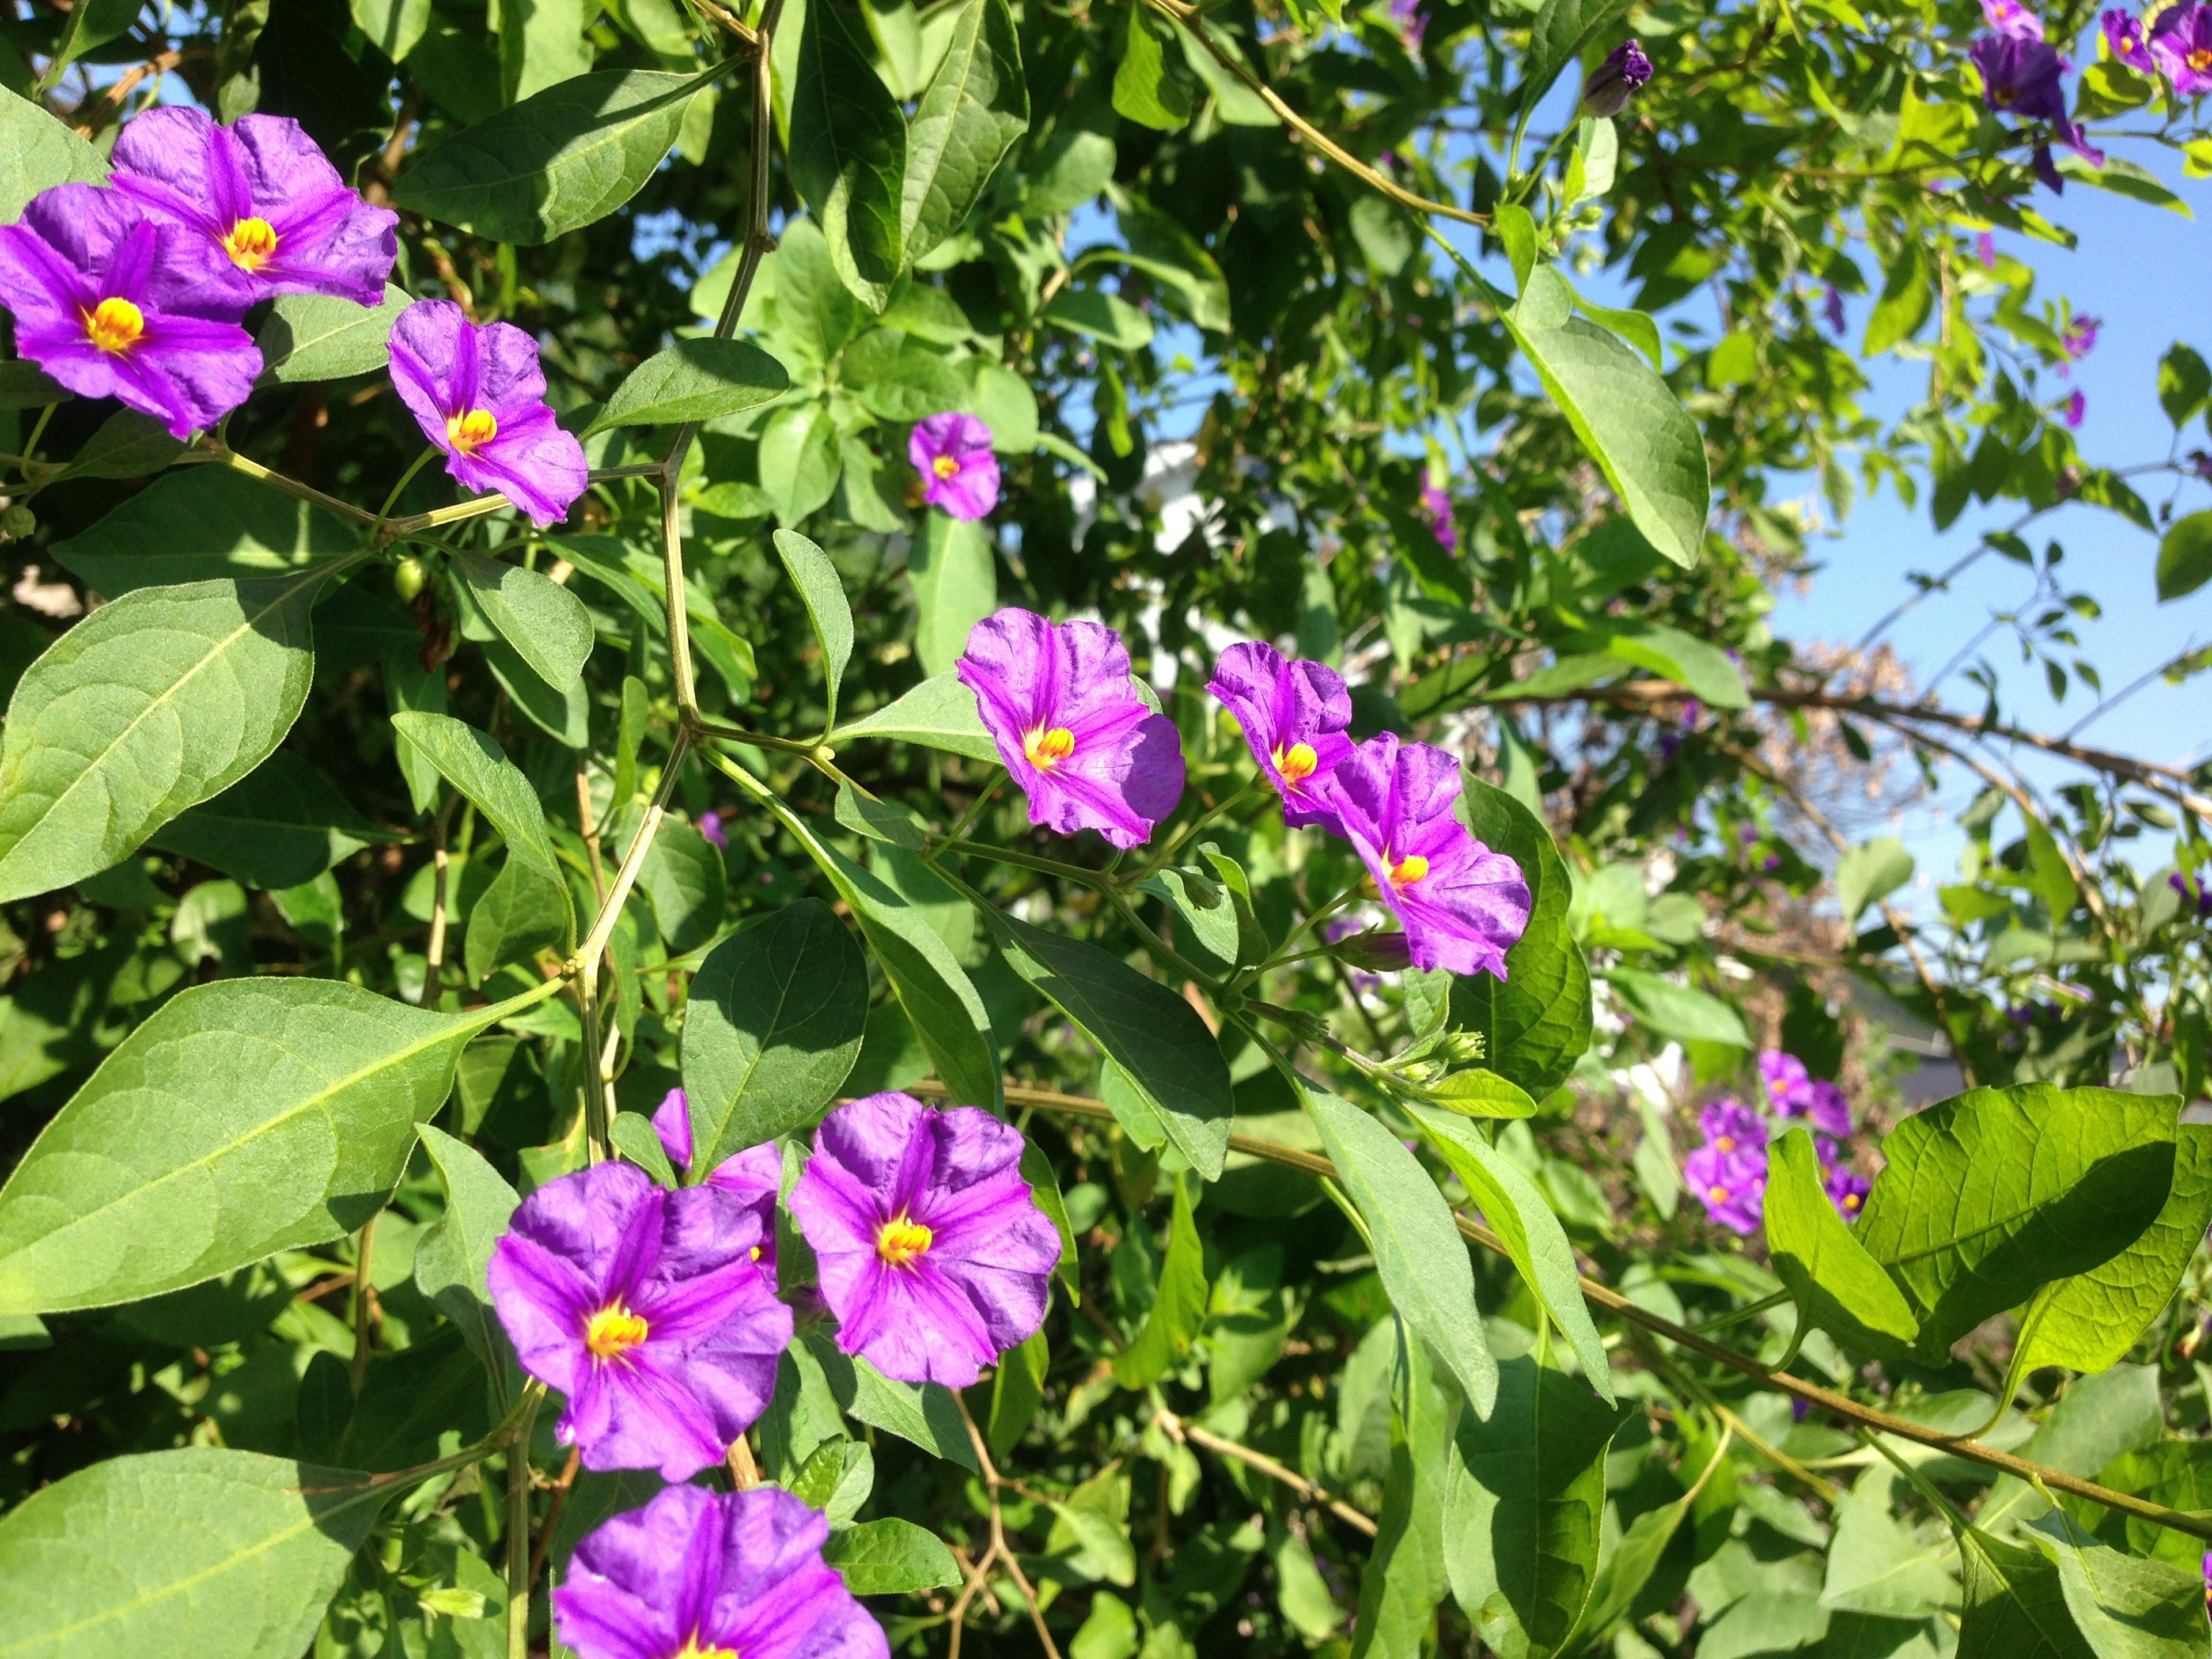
[1418,481,1458,551]
[2173,869,2212,918]
[1684,1051,1870,1233]
[2105,3,2212,93]
[0,107,395,438]
[1967,3,2105,187]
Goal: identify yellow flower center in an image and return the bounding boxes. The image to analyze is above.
[1708,1184,1730,1203]
[584,1301,649,1360]
[673,1633,738,1659]
[82,296,145,355]
[2191,46,2212,70]
[1993,84,2016,107]
[1388,853,1429,888]
[1842,1191,1862,1213]
[1272,741,1319,785]
[932,453,962,480]
[1024,725,1076,769]
[447,408,498,454]
[876,1213,934,1268]
[1715,1135,1736,1152]
[222,216,279,272]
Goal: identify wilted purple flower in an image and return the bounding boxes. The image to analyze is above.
[652,1087,782,1279]
[389,300,588,528]
[1391,0,1429,51]
[1802,1078,1854,1139]
[1825,1161,1872,1221]
[1418,482,1458,551]
[0,184,259,440]
[787,1092,1060,1388]
[2152,3,2212,91]
[1823,285,1847,335]
[486,1161,792,1480]
[1699,1099,1768,1156]
[1684,1142,1767,1236]
[1319,733,1532,979]
[1980,0,2045,40]
[2194,450,2212,481]
[910,411,999,520]
[1758,1049,1812,1112]
[108,107,397,305]
[1978,232,1998,268]
[698,809,729,851]
[554,1484,888,1659]
[2103,7,2157,68]
[2061,314,2101,359]
[1582,39,1653,116]
[2065,388,2086,427]
[958,607,1185,849]
[1207,641,1354,831]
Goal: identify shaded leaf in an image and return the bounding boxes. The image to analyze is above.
[590,338,790,429]
[1764,1127,1920,1362]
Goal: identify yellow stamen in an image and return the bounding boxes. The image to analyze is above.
[584,1301,649,1360]
[673,1634,738,1659]
[1842,1192,1862,1212]
[932,453,961,480]
[1025,725,1076,769]
[1708,1185,1730,1204]
[82,296,144,355]
[1715,1135,1736,1153]
[1272,741,1319,785]
[2191,46,2212,70]
[446,408,498,454]
[1993,84,2016,107]
[222,216,279,272]
[749,1244,762,1262]
[1388,853,1429,888]
[876,1213,934,1268]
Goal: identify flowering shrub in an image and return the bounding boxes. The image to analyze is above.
[0,4,2209,1659]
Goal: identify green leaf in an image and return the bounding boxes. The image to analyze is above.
[1857,1084,2181,1359]
[1764,1128,1920,1362]
[0,90,105,219]
[1599,623,1748,709]
[1604,968,1750,1048]
[413,1124,520,1390]
[1862,243,1934,358]
[0,978,507,1313]
[609,1110,679,1186]
[909,513,998,679]
[1512,0,1637,123]
[351,0,431,60]
[1420,1067,1539,1119]
[1350,1326,1453,1659]
[1442,1351,1629,1658]
[1112,1172,1209,1387]
[832,671,997,761]
[986,910,1232,1180]
[1021,1139,1080,1301]
[840,327,969,422]
[0,1447,391,1659]
[1451,779,1593,1099]
[453,551,595,688]
[1838,836,1915,922]
[789,0,908,308]
[1138,866,1241,972]
[1958,1529,2096,1659]
[900,0,1028,262]
[255,283,411,384]
[1047,1464,1138,1587]
[1113,204,1233,334]
[774,529,854,731]
[395,69,707,244]
[683,900,868,1172]
[2157,344,2210,428]
[589,338,790,429]
[804,1330,979,1469]
[1414,1109,1612,1400]
[1112,6,1192,130]
[59,411,187,483]
[1569,1488,1693,1648]
[638,817,726,955]
[149,749,378,891]
[0,574,327,904]
[387,714,565,892]
[1502,282,1709,568]
[463,857,569,982]
[788,1436,873,1524]
[1822,1468,1960,1619]
[2156,512,2212,603]
[2010,1122,2212,1376]
[1042,288,1156,350]
[834,781,928,849]
[988,1328,1049,1457]
[2027,1511,2209,1659]
[0,359,68,410]
[50,468,357,594]
[1305,1086,1497,1416]
[757,401,844,524]
[822,1518,964,1593]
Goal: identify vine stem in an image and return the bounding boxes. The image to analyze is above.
[349,1215,377,1393]
[1153,1405,1377,1536]
[899,1078,2212,1544]
[505,1388,544,1659]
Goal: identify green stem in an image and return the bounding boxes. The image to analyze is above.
[505,1389,544,1659]
[943,775,1006,843]
[1124,778,1265,886]
[20,403,56,462]
[372,448,440,540]
[933,832,1112,888]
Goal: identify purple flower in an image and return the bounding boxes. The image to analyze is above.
[1803,1078,1854,1139]
[1972,34,2070,121]
[1978,231,1998,268]
[486,1162,793,1481]
[1206,641,1355,831]
[108,107,397,305]
[1582,39,1653,116]
[1390,0,1429,51]
[2173,870,2212,918]
[0,184,259,440]
[1758,1049,1812,1112]
[698,810,729,851]
[1823,285,1846,335]
[1319,733,1532,979]
[787,1092,1060,1388]
[652,1087,782,1279]
[1824,1161,1872,1221]
[2061,314,2101,359]
[1980,0,2045,40]
[1684,1142,1767,1236]
[388,299,588,529]
[910,411,999,521]
[1418,482,1458,551]
[2065,388,2086,427]
[2104,7,2157,69]
[957,607,1185,849]
[554,1484,888,1659]
[2152,3,2212,90]
[1699,1099,1768,1156]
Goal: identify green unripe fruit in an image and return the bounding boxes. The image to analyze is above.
[2,503,36,540]
[392,556,430,603]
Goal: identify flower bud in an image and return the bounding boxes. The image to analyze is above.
[1581,39,1653,118]
[391,555,430,603]
[1331,929,1413,972]
[1,502,36,540]
[1437,1028,1490,1066]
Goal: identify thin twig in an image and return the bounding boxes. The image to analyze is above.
[525,1446,582,1593]
[952,1392,1064,1659]
[419,793,456,1007]
[1154,1406,1377,1536]
[350,1215,378,1393]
